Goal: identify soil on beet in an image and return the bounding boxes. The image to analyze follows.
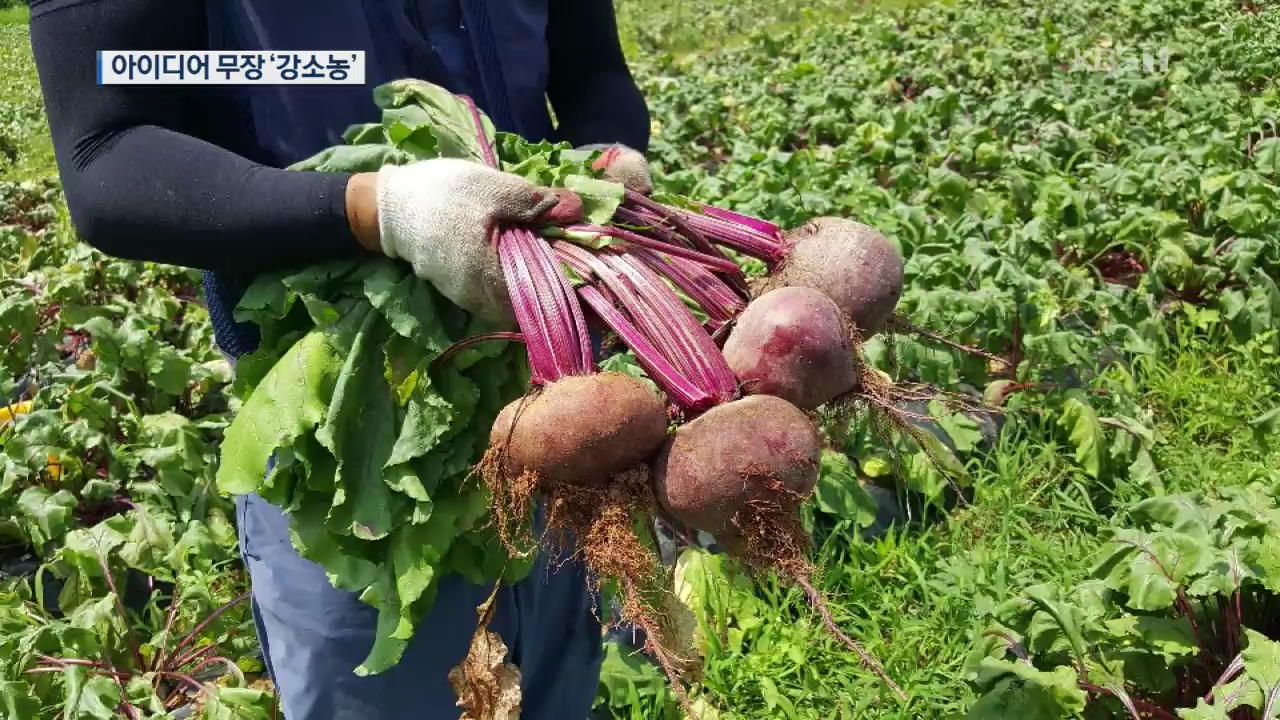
[488,373,669,489]
[543,469,660,588]
[654,395,821,534]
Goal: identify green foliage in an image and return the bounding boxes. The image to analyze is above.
[966,483,1280,718]
[0,194,232,566]
[0,511,267,718]
[221,255,530,674]
[0,53,254,715]
[217,79,623,674]
[812,450,878,528]
[595,642,682,720]
[0,26,51,179]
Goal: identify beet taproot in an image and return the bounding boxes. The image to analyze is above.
[652,393,907,700]
[759,217,904,337]
[653,395,820,536]
[489,372,669,488]
[723,286,859,410]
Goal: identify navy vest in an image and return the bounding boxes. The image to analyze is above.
[202,0,555,358]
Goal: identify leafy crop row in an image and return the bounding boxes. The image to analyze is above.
[624,0,1279,506]
[0,178,264,714]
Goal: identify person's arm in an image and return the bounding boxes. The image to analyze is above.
[28,0,380,273]
[545,0,650,151]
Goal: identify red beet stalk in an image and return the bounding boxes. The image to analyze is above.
[606,252,737,403]
[568,248,736,410]
[555,241,717,412]
[579,286,714,413]
[555,224,742,276]
[461,94,500,169]
[619,202,785,268]
[628,248,745,327]
[700,205,781,236]
[620,191,751,298]
[496,226,595,385]
[671,207,787,269]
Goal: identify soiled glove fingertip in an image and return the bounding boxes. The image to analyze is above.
[488,175,562,223]
[595,146,653,195]
[535,189,585,225]
[478,258,517,329]
[590,146,622,173]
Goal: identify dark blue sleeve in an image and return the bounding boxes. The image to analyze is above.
[28,0,362,273]
[545,0,650,152]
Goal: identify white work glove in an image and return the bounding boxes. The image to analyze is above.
[581,143,653,195]
[376,158,566,325]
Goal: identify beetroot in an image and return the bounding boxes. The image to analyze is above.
[477,220,700,710]
[654,395,820,536]
[759,217,904,337]
[440,93,908,707]
[723,287,859,410]
[652,393,905,700]
[489,372,669,488]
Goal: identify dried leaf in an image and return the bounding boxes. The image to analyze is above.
[449,584,522,720]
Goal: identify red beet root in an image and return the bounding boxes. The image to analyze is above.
[653,395,820,536]
[760,217,904,337]
[723,287,860,410]
[490,372,669,488]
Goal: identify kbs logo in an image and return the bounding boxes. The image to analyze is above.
[1068,44,1172,75]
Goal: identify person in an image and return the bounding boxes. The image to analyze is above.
[27,1,651,717]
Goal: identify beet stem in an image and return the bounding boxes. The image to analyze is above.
[561,224,743,275]
[699,204,781,236]
[674,208,787,269]
[575,249,733,406]
[430,332,526,374]
[623,190,716,256]
[603,253,737,404]
[552,241,597,281]
[497,226,595,384]
[621,191,751,298]
[578,285,713,413]
[629,248,744,324]
[460,94,499,169]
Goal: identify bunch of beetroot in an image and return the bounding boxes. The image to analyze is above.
[458,106,908,707]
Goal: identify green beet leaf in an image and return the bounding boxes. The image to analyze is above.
[216,327,345,496]
[214,78,643,677]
